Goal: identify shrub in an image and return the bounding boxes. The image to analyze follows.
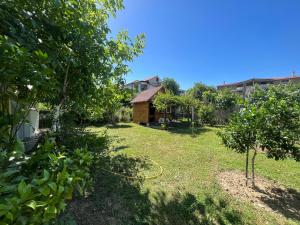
[0,139,93,224]
[115,107,133,123]
[197,104,216,126]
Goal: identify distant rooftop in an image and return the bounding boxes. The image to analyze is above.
[126,75,160,85]
[218,75,300,88]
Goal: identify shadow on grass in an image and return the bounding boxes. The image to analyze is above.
[254,186,300,221]
[67,153,245,225]
[112,145,130,152]
[167,126,210,136]
[149,122,210,137]
[106,123,133,129]
[151,192,243,225]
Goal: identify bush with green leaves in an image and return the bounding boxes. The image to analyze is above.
[115,107,133,123]
[0,139,93,225]
[197,104,216,126]
[161,77,180,95]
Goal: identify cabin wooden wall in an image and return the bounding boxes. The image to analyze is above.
[133,102,149,123]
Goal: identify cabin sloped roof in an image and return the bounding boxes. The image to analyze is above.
[131,86,163,103]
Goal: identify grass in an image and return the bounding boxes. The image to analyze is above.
[73,123,299,225]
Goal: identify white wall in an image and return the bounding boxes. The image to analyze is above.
[17,109,39,139]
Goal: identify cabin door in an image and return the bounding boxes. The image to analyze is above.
[149,103,156,122]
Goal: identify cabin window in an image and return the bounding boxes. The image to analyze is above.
[141,84,147,91]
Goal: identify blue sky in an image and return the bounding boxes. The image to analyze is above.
[109,0,300,90]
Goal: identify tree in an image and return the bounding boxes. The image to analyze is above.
[187,83,216,101]
[197,103,216,126]
[153,92,178,127]
[0,0,145,132]
[177,95,199,124]
[214,88,240,124]
[162,77,180,95]
[0,0,145,223]
[215,88,240,111]
[219,85,300,186]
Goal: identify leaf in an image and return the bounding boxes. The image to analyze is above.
[26,200,37,210]
[14,138,25,155]
[0,204,7,216]
[58,201,66,211]
[58,185,64,194]
[21,184,32,200]
[18,180,26,196]
[5,212,13,221]
[38,185,50,196]
[45,206,57,214]
[35,201,47,207]
[48,182,57,192]
[43,170,50,181]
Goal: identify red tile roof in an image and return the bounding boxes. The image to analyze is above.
[131,86,163,103]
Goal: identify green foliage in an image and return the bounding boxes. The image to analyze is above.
[251,85,300,161]
[115,107,133,123]
[187,83,216,101]
[197,104,216,126]
[219,85,300,184]
[0,0,142,223]
[153,92,179,112]
[176,95,199,123]
[0,0,145,130]
[161,78,180,95]
[0,139,93,225]
[215,88,240,111]
[219,105,257,154]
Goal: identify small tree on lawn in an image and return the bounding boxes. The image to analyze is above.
[178,94,199,124]
[219,104,257,185]
[219,85,300,186]
[153,92,178,128]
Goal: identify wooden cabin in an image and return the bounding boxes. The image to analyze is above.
[131,86,166,124]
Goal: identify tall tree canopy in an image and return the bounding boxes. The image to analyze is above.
[0,0,145,131]
[0,1,145,223]
[161,77,180,95]
[187,82,216,101]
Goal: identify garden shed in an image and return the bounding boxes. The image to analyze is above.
[131,86,165,124]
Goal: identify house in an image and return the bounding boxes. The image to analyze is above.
[217,74,300,98]
[131,86,167,124]
[3,100,40,151]
[125,76,161,93]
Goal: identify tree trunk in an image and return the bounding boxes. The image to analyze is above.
[164,109,167,128]
[245,148,249,186]
[52,64,69,132]
[252,148,257,186]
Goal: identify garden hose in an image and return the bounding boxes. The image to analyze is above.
[101,158,163,180]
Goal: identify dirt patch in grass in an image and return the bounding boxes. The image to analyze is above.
[217,170,300,222]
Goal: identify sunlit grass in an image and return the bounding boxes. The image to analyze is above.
[88,123,300,225]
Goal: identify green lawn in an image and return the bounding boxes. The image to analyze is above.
[73,123,299,225]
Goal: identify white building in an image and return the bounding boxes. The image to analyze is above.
[125,76,161,93]
[217,75,300,98]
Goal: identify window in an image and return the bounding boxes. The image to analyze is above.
[141,84,147,91]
